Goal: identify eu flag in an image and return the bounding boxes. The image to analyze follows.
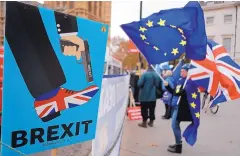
[121,1,207,65]
[183,79,201,146]
[172,60,184,81]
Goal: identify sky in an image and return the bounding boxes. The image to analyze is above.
[110,1,188,39]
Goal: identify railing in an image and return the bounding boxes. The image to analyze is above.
[214,1,224,4]
[200,1,225,6]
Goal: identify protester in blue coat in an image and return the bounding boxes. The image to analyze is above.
[161,65,175,120]
[137,65,161,128]
[164,64,193,154]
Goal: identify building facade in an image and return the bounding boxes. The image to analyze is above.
[201,1,240,59]
[44,1,111,25]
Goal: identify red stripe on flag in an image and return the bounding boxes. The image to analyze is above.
[220,74,240,100]
[190,72,208,79]
[39,105,52,118]
[213,46,227,58]
[217,63,240,75]
[74,96,89,101]
[193,59,221,96]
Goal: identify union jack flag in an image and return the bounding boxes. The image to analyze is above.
[34,85,99,119]
[189,39,240,106]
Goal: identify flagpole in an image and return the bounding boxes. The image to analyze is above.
[151,65,164,82]
[139,1,143,69]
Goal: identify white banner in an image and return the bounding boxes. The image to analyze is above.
[92,75,130,156]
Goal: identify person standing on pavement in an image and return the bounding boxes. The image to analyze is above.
[161,65,175,120]
[164,64,192,154]
[137,65,161,128]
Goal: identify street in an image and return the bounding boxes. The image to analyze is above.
[120,99,240,156]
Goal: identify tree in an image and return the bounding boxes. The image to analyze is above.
[108,36,148,70]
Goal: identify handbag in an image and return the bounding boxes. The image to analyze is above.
[156,86,164,99]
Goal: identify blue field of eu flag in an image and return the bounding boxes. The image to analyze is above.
[121,1,207,65]
[183,79,201,146]
[172,60,184,81]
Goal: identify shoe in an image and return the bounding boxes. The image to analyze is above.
[167,143,182,154]
[34,85,99,122]
[138,121,147,128]
[41,112,61,122]
[148,121,154,127]
[169,141,182,148]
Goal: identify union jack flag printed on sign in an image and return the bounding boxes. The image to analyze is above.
[189,39,240,106]
[34,85,99,119]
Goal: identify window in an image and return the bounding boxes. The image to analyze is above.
[63,1,67,8]
[99,2,102,17]
[214,1,224,4]
[224,15,232,23]
[56,1,60,7]
[94,2,97,15]
[206,17,214,25]
[223,38,232,52]
[88,2,92,12]
[69,1,74,9]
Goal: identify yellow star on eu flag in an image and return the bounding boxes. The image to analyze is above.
[192,92,197,99]
[195,112,200,118]
[178,28,184,34]
[180,40,187,46]
[145,41,150,45]
[140,34,147,40]
[170,25,176,28]
[157,19,166,26]
[190,102,196,109]
[164,53,167,56]
[182,35,186,40]
[139,26,147,33]
[146,20,153,27]
[153,46,159,51]
[171,48,179,56]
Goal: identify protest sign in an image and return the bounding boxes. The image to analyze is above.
[2,2,108,155]
[127,107,142,120]
[92,75,130,156]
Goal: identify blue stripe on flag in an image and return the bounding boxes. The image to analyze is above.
[83,89,99,97]
[68,103,80,108]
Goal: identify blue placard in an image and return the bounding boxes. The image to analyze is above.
[2,2,108,155]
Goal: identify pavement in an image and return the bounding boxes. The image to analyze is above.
[31,141,91,156]
[120,99,240,156]
[31,97,240,156]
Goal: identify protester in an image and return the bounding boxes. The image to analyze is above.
[161,65,175,120]
[137,65,161,128]
[130,72,136,94]
[164,64,192,154]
